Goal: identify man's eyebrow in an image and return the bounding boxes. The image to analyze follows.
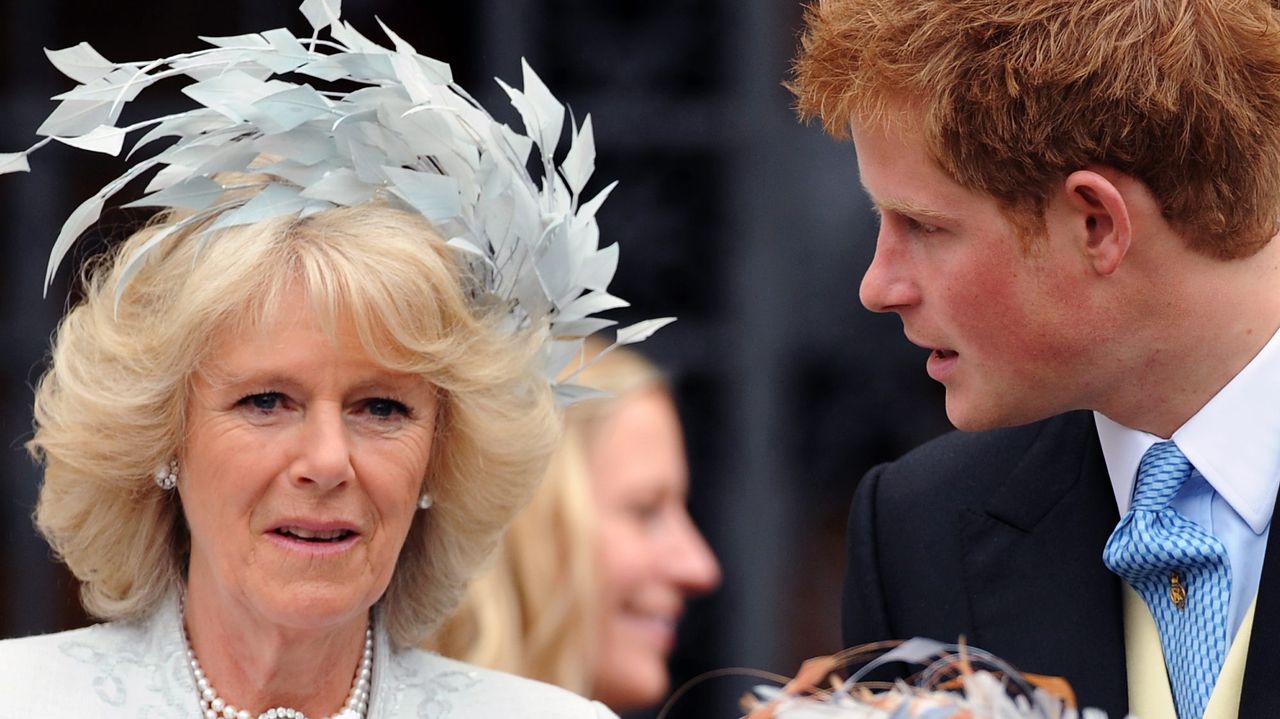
[867,196,959,223]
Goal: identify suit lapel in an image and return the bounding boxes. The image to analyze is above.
[1239,490,1280,715]
[958,412,1129,717]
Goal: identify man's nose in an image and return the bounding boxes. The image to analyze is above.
[859,231,920,313]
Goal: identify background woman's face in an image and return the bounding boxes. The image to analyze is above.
[180,287,436,632]
[588,388,721,709]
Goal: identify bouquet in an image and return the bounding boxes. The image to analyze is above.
[662,638,1114,719]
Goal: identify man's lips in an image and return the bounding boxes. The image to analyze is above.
[903,332,960,380]
[926,347,959,381]
[904,332,955,357]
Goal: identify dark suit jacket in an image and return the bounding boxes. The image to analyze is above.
[842,410,1280,717]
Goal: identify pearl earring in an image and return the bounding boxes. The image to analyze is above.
[418,492,434,510]
[154,458,178,490]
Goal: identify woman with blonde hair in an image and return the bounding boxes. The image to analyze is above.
[430,337,722,711]
[0,6,657,717]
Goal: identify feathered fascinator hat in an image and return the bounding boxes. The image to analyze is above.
[1,0,670,404]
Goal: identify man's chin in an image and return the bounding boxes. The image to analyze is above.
[946,411,1005,432]
[944,394,1052,432]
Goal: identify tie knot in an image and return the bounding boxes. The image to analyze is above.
[1130,440,1192,511]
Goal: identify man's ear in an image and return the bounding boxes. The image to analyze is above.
[1062,170,1131,276]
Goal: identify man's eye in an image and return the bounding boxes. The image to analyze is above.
[239,393,284,412]
[366,398,410,419]
[905,216,941,234]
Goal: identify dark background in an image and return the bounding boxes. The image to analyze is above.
[0,1,951,717]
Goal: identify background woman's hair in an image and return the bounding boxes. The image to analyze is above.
[28,188,559,648]
[427,336,665,695]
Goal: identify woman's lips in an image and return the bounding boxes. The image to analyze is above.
[926,348,959,382]
[265,522,361,555]
[272,519,348,537]
[621,609,677,653]
[620,600,681,653]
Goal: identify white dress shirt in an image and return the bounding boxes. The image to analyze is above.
[1094,327,1280,644]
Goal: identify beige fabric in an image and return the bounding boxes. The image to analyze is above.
[1124,585,1255,718]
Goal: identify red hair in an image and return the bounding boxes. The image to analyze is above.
[791,0,1280,257]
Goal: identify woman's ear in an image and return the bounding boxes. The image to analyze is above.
[1063,170,1131,276]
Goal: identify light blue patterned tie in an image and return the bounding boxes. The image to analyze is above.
[1102,441,1231,719]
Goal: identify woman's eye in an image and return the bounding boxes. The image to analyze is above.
[628,500,664,525]
[239,392,285,412]
[365,398,410,419]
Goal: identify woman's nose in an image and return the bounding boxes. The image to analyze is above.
[669,511,721,596]
[859,231,921,313]
[291,403,356,490]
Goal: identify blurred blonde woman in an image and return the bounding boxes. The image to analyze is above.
[429,337,721,711]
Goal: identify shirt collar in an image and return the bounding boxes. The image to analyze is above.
[1094,327,1280,534]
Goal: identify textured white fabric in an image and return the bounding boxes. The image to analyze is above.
[0,595,616,718]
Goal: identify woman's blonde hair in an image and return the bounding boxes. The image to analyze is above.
[28,190,559,649]
[427,336,666,695]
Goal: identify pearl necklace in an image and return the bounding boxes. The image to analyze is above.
[183,624,373,719]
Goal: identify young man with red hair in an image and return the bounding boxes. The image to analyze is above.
[792,1,1280,715]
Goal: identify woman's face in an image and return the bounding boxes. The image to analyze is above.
[180,287,436,633]
[588,388,721,710]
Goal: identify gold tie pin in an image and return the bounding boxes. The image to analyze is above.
[1169,570,1187,611]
